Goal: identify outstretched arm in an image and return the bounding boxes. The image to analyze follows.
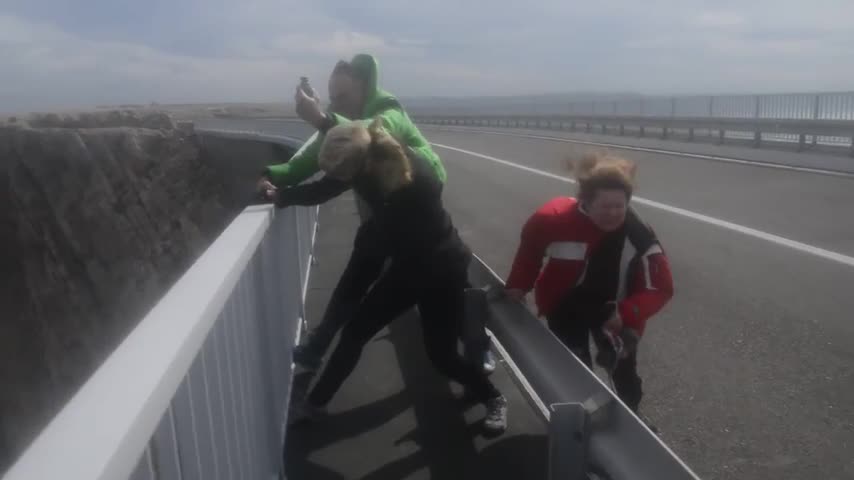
[275,176,350,208]
[505,211,550,295]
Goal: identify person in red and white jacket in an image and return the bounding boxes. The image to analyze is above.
[505,152,674,413]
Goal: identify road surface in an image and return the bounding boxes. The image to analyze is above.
[202,118,854,480]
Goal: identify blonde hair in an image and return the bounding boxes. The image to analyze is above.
[318,123,371,180]
[567,150,637,203]
[318,118,413,194]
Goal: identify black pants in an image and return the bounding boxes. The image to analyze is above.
[547,295,644,412]
[308,258,500,406]
[302,223,491,366]
[301,221,386,356]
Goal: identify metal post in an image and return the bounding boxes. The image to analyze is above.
[548,403,589,480]
[753,95,762,148]
[813,94,821,146]
[708,96,715,138]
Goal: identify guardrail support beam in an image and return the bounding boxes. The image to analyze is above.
[548,402,589,480]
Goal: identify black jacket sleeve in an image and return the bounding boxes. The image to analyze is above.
[275,176,350,208]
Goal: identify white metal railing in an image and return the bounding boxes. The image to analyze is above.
[3,204,318,480]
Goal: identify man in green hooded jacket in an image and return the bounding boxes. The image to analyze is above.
[259,54,495,374]
[260,54,445,190]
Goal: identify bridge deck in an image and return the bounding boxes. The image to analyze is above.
[283,193,548,480]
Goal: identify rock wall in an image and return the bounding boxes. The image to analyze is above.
[0,112,282,471]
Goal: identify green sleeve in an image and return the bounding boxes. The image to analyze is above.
[372,109,448,183]
[265,130,323,186]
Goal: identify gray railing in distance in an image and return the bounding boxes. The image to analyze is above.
[410,91,854,154]
[468,256,700,480]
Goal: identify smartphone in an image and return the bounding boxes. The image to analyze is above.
[299,77,316,99]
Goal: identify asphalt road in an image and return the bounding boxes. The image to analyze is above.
[209,118,854,480]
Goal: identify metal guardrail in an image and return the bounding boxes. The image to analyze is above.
[415,113,854,155]
[2,201,319,480]
[468,256,700,480]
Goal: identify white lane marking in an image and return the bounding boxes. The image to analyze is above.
[426,126,854,179]
[433,142,854,269]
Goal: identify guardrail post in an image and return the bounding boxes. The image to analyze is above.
[813,94,821,146]
[619,124,625,136]
[688,127,694,142]
[753,95,762,148]
[639,125,645,137]
[548,403,589,480]
[570,120,576,132]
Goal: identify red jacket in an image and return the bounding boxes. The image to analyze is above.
[506,197,673,334]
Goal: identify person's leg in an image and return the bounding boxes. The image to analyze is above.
[294,221,386,368]
[417,278,507,433]
[546,305,593,368]
[304,267,415,408]
[612,349,643,413]
[461,287,495,374]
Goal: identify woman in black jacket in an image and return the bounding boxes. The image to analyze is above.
[273,119,508,434]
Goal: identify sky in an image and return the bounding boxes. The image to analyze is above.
[1,0,853,111]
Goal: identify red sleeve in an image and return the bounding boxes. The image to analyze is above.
[505,211,550,292]
[618,249,673,334]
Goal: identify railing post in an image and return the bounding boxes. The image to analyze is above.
[708,96,715,139]
[548,403,589,480]
[753,95,762,148]
[813,94,821,146]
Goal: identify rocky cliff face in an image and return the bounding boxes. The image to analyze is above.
[0,111,247,471]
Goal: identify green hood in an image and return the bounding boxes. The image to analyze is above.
[349,53,398,117]
[264,53,446,186]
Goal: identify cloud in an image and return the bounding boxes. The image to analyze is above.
[694,11,747,28]
[270,31,408,57]
[2,0,854,112]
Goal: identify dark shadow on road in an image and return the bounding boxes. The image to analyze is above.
[385,312,483,479]
[283,389,411,477]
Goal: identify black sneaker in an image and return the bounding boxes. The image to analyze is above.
[293,344,322,371]
[483,395,508,434]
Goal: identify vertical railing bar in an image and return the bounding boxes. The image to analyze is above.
[146,445,156,480]
[200,345,222,480]
[230,288,255,480]
[168,405,185,480]
[212,314,236,480]
[222,297,247,480]
[185,376,205,479]
[236,273,264,480]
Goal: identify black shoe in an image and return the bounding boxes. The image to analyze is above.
[483,395,508,434]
